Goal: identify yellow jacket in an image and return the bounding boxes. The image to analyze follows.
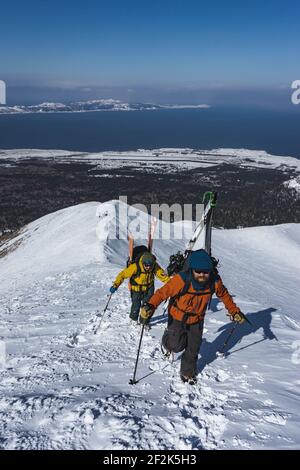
[113,258,170,292]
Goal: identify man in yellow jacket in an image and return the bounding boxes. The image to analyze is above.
[110,252,169,324]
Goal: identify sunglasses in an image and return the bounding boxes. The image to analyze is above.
[193,269,210,275]
[143,263,153,267]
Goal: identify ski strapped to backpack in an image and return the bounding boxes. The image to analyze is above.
[186,191,217,253]
[167,191,218,276]
[166,191,218,322]
[148,216,157,252]
[202,191,217,255]
[127,217,158,290]
[127,216,157,264]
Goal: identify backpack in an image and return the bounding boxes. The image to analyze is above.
[128,245,149,266]
[168,252,219,322]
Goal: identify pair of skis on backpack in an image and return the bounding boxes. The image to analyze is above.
[127,191,218,279]
[127,216,157,266]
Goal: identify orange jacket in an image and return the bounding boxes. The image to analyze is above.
[149,273,240,324]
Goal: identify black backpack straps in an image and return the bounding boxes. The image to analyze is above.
[130,256,142,285]
[171,270,217,303]
[169,271,191,306]
[130,264,140,284]
[211,269,220,294]
[169,263,220,318]
[130,253,156,286]
[181,270,192,297]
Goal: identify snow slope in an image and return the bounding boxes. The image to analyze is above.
[0,201,300,450]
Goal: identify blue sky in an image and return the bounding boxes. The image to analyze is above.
[1,0,299,105]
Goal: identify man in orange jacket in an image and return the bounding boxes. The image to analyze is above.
[140,249,246,385]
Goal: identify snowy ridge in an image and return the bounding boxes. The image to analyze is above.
[0,201,300,449]
[0,100,210,115]
[0,202,103,291]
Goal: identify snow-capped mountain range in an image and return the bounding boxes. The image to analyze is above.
[0,100,210,115]
[0,200,299,449]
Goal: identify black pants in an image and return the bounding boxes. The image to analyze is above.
[130,285,154,322]
[162,315,204,376]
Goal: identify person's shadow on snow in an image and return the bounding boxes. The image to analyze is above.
[209,297,223,313]
[197,307,278,373]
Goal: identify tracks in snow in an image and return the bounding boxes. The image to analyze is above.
[0,264,297,449]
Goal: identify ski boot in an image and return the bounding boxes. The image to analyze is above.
[161,343,172,359]
[129,315,139,327]
[180,374,198,385]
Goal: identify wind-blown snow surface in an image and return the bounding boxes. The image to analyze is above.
[0,201,300,450]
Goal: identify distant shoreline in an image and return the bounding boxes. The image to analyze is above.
[0,102,210,116]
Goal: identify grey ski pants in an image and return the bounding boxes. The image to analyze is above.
[162,315,204,376]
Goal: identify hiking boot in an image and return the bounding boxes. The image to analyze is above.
[180,374,197,385]
[129,314,138,322]
[161,343,171,359]
[129,316,138,327]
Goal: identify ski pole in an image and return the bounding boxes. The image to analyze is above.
[93,293,112,334]
[162,299,168,317]
[244,316,254,327]
[217,312,254,356]
[218,323,237,356]
[129,324,145,385]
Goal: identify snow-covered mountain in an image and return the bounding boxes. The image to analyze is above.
[0,200,300,449]
[0,100,210,115]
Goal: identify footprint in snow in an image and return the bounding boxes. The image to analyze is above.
[215,370,230,382]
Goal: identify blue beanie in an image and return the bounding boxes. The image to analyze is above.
[188,249,213,272]
[141,252,155,265]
